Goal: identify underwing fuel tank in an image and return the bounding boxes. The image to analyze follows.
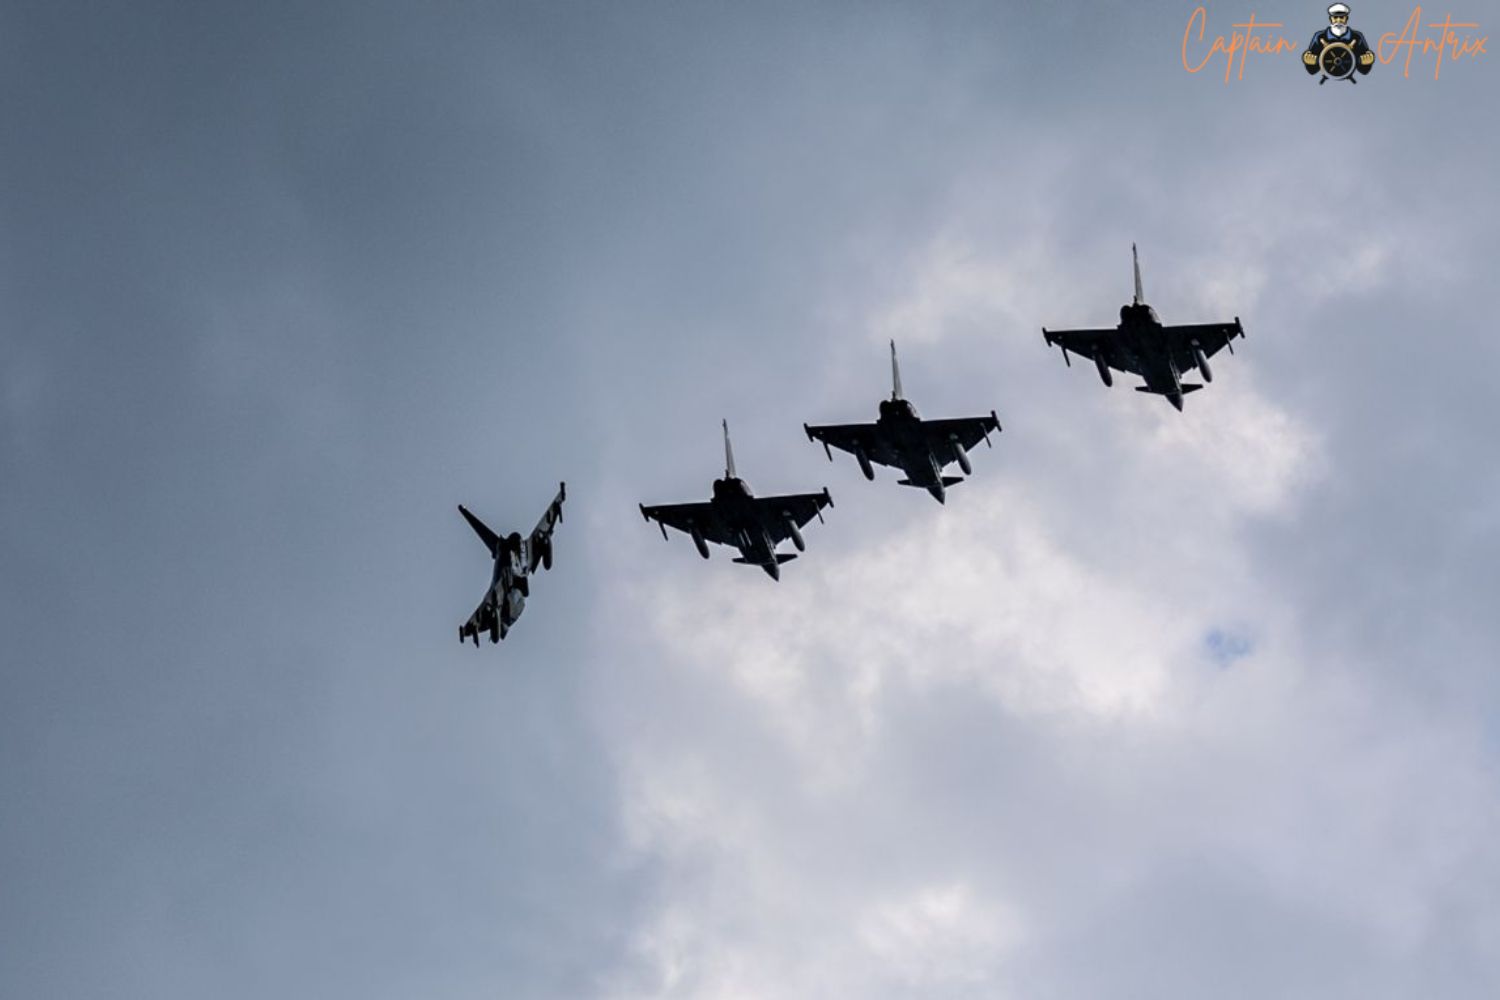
[691,527,710,559]
[1193,344,1212,382]
[855,447,875,480]
[1095,352,1113,387]
[951,438,972,476]
[787,519,806,552]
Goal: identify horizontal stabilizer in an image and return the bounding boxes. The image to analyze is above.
[1134,383,1204,395]
[896,478,963,488]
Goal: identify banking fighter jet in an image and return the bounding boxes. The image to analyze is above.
[457,482,565,644]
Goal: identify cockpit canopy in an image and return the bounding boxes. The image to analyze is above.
[1120,303,1160,326]
[712,476,750,500]
[878,398,918,421]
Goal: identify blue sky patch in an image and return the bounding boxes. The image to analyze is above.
[1205,629,1255,667]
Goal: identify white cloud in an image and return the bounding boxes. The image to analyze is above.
[857,882,1022,989]
[588,131,1500,989]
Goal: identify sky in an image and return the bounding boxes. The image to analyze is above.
[2,1,1498,997]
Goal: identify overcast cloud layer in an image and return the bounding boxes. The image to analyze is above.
[3,2,1498,997]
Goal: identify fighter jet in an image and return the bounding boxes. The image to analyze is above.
[640,421,832,580]
[803,341,1001,504]
[1043,244,1244,411]
[457,482,565,645]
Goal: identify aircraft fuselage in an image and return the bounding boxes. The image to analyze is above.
[1114,305,1191,410]
[466,544,527,643]
[710,475,783,577]
[873,398,953,501]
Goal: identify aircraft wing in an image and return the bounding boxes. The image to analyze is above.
[1165,319,1244,361]
[1043,327,1141,376]
[920,413,1001,460]
[803,422,901,468]
[526,481,566,573]
[461,598,496,641]
[750,489,834,544]
[639,501,739,547]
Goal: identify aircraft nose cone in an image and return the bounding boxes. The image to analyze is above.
[764,561,781,581]
[1169,393,1184,412]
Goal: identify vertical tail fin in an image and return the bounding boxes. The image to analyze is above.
[1132,242,1144,306]
[890,340,903,400]
[722,418,737,479]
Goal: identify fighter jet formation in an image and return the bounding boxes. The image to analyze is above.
[458,244,1247,642]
